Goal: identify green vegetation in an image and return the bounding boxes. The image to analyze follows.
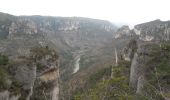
[73,60,133,100]
[55,50,73,81]
[36,63,45,70]
[30,46,58,61]
[88,66,112,85]
[0,46,59,98]
[73,42,170,100]
[130,42,170,100]
[8,79,22,95]
[145,43,170,99]
[30,46,58,70]
[60,50,73,68]
[79,56,97,70]
[0,67,10,90]
[0,54,10,90]
[0,53,24,94]
[0,53,9,65]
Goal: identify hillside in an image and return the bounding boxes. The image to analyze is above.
[0,12,170,100]
[0,12,117,100]
[0,12,117,80]
[66,20,170,100]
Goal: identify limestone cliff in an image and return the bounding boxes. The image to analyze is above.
[129,43,153,90]
[122,39,138,61]
[115,19,170,42]
[0,12,117,100]
[0,47,60,100]
[0,13,117,91]
[114,25,134,38]
[129,42,170,99]
[134,19,170,41]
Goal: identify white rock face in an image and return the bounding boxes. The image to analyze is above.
[102,25,113,32]
[134,28,141,35]
[8,18,38,39]
[115,34,121,39]
[114,25,131,38]
[134,27,154,41]
[58,21,80,31]
[73,55,80,74]
[164,27,170,41]
[130,53,139,88]
[124,54,131,61]
[139,35,154,41]
[52,86,59,100]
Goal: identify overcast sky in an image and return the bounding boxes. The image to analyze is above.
[0,0,170,26]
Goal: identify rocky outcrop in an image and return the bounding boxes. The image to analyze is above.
[0,58,37,100]
[129,44,153,92]
[0,47,60,100]
[0,13,116,54]
[114,25,133,38]
[136,75,146,94]
[134,19,170,41]
[0,12,118,100]
[115,19,170,42]
[0,12,117,70]
[30,47,59,100]
[0,13,117,93]
[130,45,150,89]
[122,39,138,61]
[8,18,37,38]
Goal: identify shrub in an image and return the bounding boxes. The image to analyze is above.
[0,53,9,65]
[0,67,10,90]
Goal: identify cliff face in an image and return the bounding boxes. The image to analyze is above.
[70,19,170,99]
[1,12,170,99]
[0,47,59,100]
[114,25,134,38]
[7,16,116,50]
[134,19,170,41]
[114,19,170,42]
[130,42,170,99]
[30,47,59,100]
[114,21,170,99]
[122,39,137,61]
[0,12,117,100]
[0,12,117,84]
[0,13,117,58]
[130,44,153,90]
